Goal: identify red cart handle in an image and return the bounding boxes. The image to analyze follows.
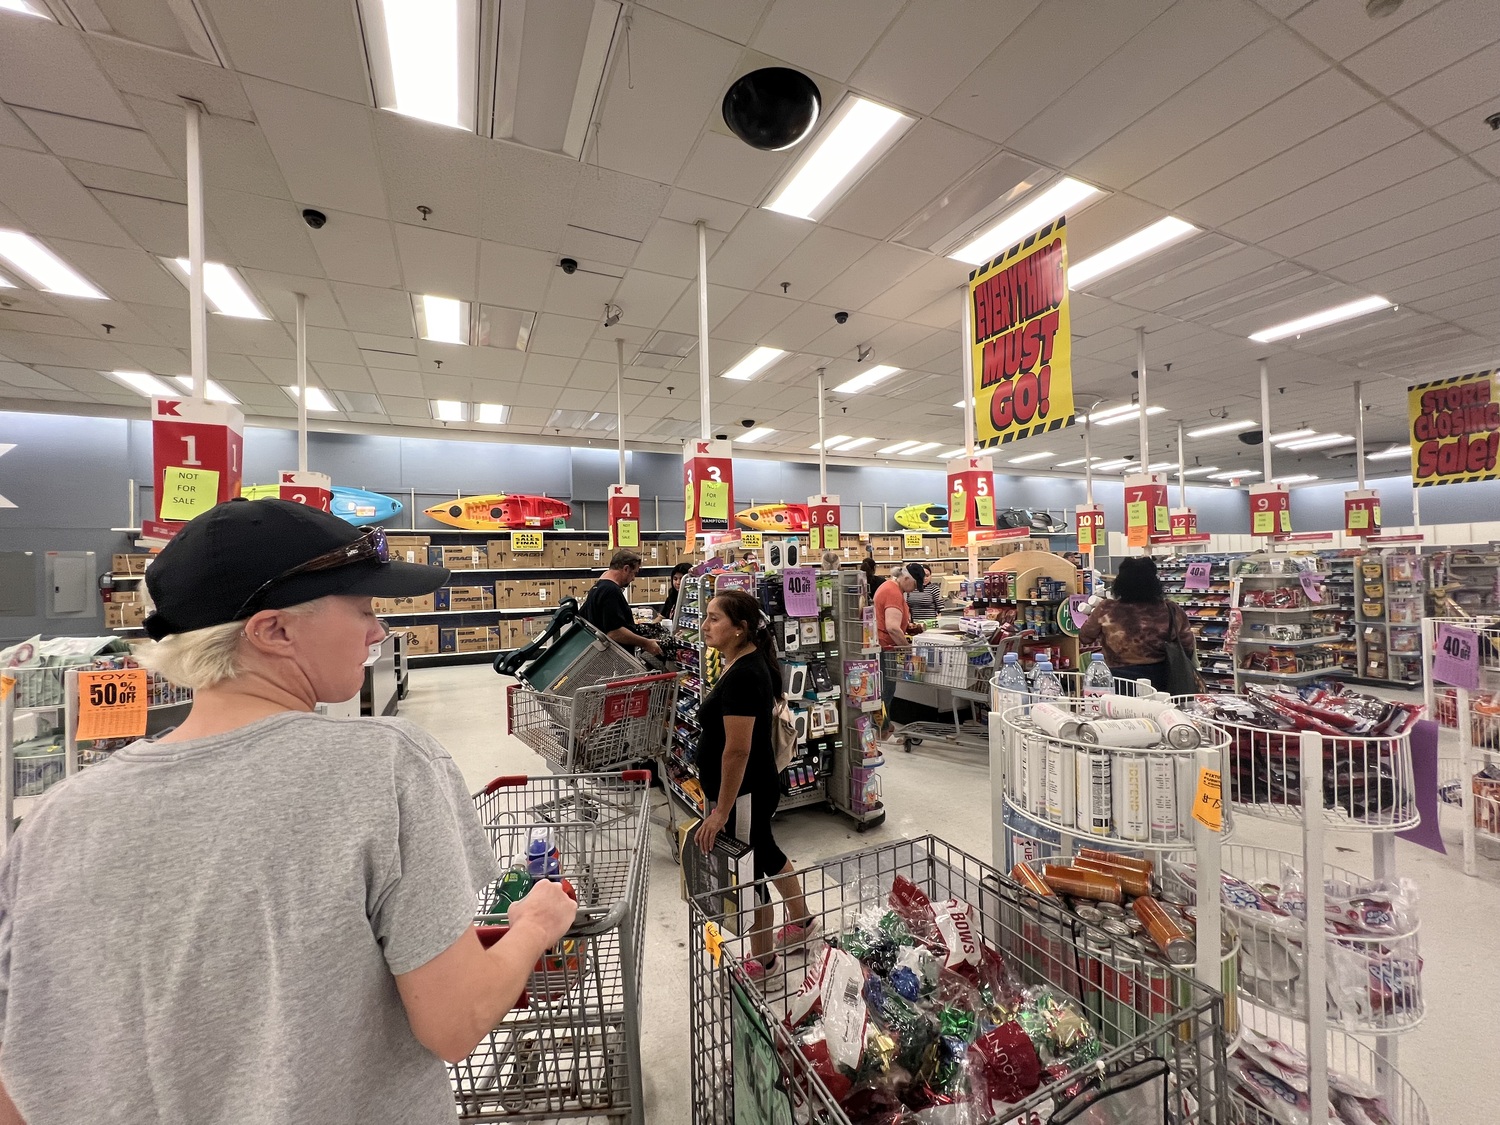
[482,769,653,793]
[593,671,680,691]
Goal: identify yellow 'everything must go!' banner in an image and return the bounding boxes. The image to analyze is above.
[969,216,1075,448]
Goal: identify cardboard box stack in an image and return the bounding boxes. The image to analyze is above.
[111,553,152,576]
[384,535,431,564]
[401,625,440,656]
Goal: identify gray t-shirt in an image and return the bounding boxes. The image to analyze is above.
[0,712,499,1124]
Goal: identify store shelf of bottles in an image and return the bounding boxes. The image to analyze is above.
[1159,554,1234,691]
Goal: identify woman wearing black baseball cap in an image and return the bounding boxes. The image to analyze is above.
[0,499,576,1124]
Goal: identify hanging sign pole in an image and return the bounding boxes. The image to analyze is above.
[1345,380,1381,537]
[1076,412,1103,553]
[816,367,828,495]
[184,99,207,401]
[615,337,627,485]
[960,286,979,581]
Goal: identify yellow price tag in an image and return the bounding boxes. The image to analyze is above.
[616,519,638,548]
[158,466,220,521]
[1253,510,1273,535]
[1192,768,1223,832]
[1126,500,1147,528]
[700,479,728,520]
[904,532,924,549]
[806,526,820,551]
[1078,522,1093,550]
[75,668,149,742]
[824,523,839,550]
[684,481,694,521]
[1347,506,1369,530]
[1278,509,1291,533]
[1171,523,1186,537]
[741,531,762,549]
[1154,505,1169,533]
[511,530,545,553]
[1373,504,1381,525]
[975,495,995,526]
[703,920,724,968]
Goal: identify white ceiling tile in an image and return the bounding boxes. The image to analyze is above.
[909,293,964,331]
[1297,182,1500,271]
[822,120,993,241]
[712,290,799,344]
[673,129,786,207]
[557,227,639,268]
[707,209,813,290]
[753,224,873,299]
[1283,0,1442,60]
[1342,0,1499,92]
[0,149,135,249]
[812,241,927,311]
[199,0,370,102]
[125,95,291,200]
[805,308,897,356]
[478,144,582,250]
[859,257,970,321]
[369,369,419,396]
[751,0,903,83]
[657,282,743,335]
[570,167,672,242]
[373,113,487,236]
[0,101,44,152]
[541,267,620,320]
[635,0,771,44]
[1430,103,1500,156]
[1390,40,1500,126]
[1335,220,1500,288]
[44,240,186,309]
[393,223,479,298]
[477,242,555,310]
[0,17,136,127]
[242,278,345,329]
[611,269,690,329]
[63,160,184,207]
[308,212,401,288]
[592,9,741,183]
[331,283,414,336]
[529,313,597,359]
[759,300,845,351]
[205,188,324,275]
[84,34,254,119]
[240,77,389,219]
[660,187,747,233]
[312,361,375,391]
[13,109,171,177]
[1473,138,1500,178]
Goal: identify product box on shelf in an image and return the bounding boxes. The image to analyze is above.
[105,601,147,629]
[111,553,151,575]
[640,540,671,566]
[427,544,488,571]
[439,626,500,653]
[384,535,431,563]
[401,624,440,655]
[434,585,495,612]
[373,592,437,615]
[563,539,608,568]
[512,578,560,608]
[109,587,144,605]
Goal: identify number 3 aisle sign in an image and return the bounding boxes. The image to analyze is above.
[682,438,733,541]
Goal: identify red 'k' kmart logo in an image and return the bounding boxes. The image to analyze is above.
[156,400,182,417]
[695,442,711,454]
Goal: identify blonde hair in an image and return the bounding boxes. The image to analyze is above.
[135,597,318,691]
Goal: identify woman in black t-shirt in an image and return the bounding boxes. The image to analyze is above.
[694,589,816,982]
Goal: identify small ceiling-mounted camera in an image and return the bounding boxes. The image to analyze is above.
[1486,111,1500,131]
[741,419,756,427]
[834,310,849,324]
[559,257,578,274]
[301,208,327,229]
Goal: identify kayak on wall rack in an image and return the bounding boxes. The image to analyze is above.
[241,484,402,526]
[893,503,948,532]
[424,493,573,530]
[735,503,809,531]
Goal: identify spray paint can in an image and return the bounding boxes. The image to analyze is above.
[1112,754,1148,842]
[1074,748,1113,836]
[1077,717,1162,748]
[1148,758,1179,842]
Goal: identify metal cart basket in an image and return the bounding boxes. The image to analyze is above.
[507,671,678,774]
[452,771,652,1123]
[688,835,1227,1124]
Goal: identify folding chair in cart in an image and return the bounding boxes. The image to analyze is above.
[883,629,1031,755]
[452,771,653,1123]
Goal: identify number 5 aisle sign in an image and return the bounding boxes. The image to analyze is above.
[946,454,997,549]
[150,396,243,540]
[682,438,733,541]
[608,483,640,549]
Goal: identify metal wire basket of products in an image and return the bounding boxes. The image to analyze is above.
[507,671,678,775]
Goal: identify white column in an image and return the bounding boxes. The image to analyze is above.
[1177,421,1186,508]
[696,221,711,439]
[184,99,208,401]
[961,286,976,453]
[1083,416,1094,504]
[1259,360,1273,482]
[1354,380,1366,490]
[615,337,627,485]
[1135,327,1149,469]
[295,292,308,472]
[816,367,828,495]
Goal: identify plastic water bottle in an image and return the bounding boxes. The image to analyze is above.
[1032,659,1063,704]
[1083,653,1112,701]
[526,829,561,880]
[992,652,1030,715]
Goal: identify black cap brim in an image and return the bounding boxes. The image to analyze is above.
[264,559,452,610]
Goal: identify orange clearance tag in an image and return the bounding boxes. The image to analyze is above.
[1192,768,1224,832]
[0,675,14,702]
[75,668,149,742]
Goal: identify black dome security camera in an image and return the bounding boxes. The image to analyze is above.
[834,311,849,324]
[301,208,327,229]
[742,419,756,427]
[559,257,578,274]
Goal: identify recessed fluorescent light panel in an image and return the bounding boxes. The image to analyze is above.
[949,177,1102,266]
[430,399,467,422]
[414,294,470,344]
[764,96,914,221]
[1248,296,1391,343]
[162,258,268,319]
[1092,458,1138,472]
[1008,451,1054,464]
[1269,429,1315,444]
[475,403,509,424]
[0,0,50,17]
[1367,445,1412,461]
[811,434,852,450]
[1207,469,1261,480]
[284,386,337,412]
[0,231,107,298]
[1068,217,1196,288]
[736,427,775,443]
[1282,433,1353,452]
[1186,419,1254,439]
[170,375,239,404]
[835,437,877,451]
[1147,461,1178,471]
[358,0,477,130]
[108,370,175,397]
[898,442,942,456]
[1181,466,1220,477]
[721,346,786,382]
[878,440,918,455]
[1056,456,1100,468]
[832,364,901,394]
[1091,405,1166,427]
[1274,474,1319,484]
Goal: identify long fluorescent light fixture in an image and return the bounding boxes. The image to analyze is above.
[359,0,476,130]
[1008,451,1054,464]
[1207,469,1261,480]
[721,346,786,381]
[1186,419,1254,439]
[764,96,912,220]
[1269,428,1314,444]
[1181,466,1220,477]
[414,294,469,344]
[1367,445,1412,461]
[1248,295,1391,343]
[431,399,467,422]
[170,375,239,404]
[108,370,175,397]
[832,364,901,394]
[736,427,776,443]
[1056,456,1100,468]
[1093,458,1138,471]
[1274,474,1319,484]
[898,441,942,456]
[0,272,14,287]
[284,386,337,412]
[163,258,269,319]
[1282,433,1353,452]
[1084,403,1141,423]
[475,402,509,424]
[950,177,1102,266]
[0,231,107,298]
[878,440,919,455]
[1147,461,1178,471]
[811,434,852,450]
[0,1,51,18]
[835,437,877,451]
[1068,217,1196,288]
[1092,405,1166,427]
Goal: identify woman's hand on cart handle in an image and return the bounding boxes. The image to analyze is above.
[508,879,578,948]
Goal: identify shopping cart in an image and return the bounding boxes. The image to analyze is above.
[506,672,678,775]
[688,834,1227,1124]
[496,599,646,696]
[452,771,652,1124]
[881,630,1026,754]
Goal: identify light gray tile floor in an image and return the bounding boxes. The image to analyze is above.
[403,664,1498,1125]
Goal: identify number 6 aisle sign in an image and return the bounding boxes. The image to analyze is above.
[807,494,840,552]
[682,438,733,542]
[149,396,243,542]
[608,483,640,549]
[946,454,997,549]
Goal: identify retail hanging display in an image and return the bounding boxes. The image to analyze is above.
[242,482,399,524]
[147,395,244,541]
[1407,367,1499,487]
[947,453,998,548]
[807,494,841,551]
[424,493,572,530]
[1248,482,1292,537]
[1122,473,1169,548]
[1342,489,1381,537]
[683,438,734,539]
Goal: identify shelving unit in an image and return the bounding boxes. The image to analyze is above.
[1432,549,1500,617]
[1355,550,1427,685]
[1315,553,1359,675]
[977,550,1081,672]
[1422,614,1500,876]
[1231,553,1343,691]
[1158,555,1236,692]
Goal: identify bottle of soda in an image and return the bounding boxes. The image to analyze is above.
[1083,652,1112,701]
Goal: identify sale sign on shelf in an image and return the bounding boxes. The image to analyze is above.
[946,454,997,549]
[683,438,733,541]
[1123,472,1169,549]
[151,396,243,532]
[807,494,840,552]
[1249,481,1291,536]
[1433,622,1481,690]
[1344,489,1382,537]
[277,470,331,512]
[1075,504,1104,553]
[607,483,640,550]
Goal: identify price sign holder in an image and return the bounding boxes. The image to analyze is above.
[1123,473,1167,549]
[740,531,762,549]
[1343,488,1381,537]
[903,532,924,550]
[1249,481,1291,537]
[1163,507,1198,542]
[1191,768,1223,832]
[150,397,244,542]
[607,484,640,551]
[683,438,734,541]
[74,667,149,743]
[1433,623,1481,690]
[782,567,819,617]
[807,494,840,552]
[946,454,996,550]
[1184,561,1214,591]
[1075,504,1104,553]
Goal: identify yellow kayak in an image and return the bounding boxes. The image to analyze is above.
[424,493,572,530]
[894,503,947,532]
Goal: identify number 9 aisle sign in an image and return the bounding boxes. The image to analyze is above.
[151,396,243,537]
[608,483,640,549]
[1249,482,1291,536]
[947,454,997,549]
[682,438,733,541]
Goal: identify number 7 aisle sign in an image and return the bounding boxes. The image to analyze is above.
[151,396,243,531]
[608,483,640,549]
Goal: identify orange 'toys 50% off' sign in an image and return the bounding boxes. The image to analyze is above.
[75,668,150,742]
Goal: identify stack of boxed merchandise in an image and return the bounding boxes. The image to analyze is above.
[105,554,151,629]
[385,535,431,563]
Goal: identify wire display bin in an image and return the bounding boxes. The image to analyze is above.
[688,835,1227,1124]
[453,771,652,1124]
[506,671,678,774]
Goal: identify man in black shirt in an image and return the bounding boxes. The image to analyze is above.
[578,549,662,657]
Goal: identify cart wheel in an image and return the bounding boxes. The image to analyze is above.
[903,738,920,753]
[856,821,869,833]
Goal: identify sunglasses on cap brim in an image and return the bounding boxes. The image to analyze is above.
[232,527,389,620]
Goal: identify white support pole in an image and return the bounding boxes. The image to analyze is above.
[961,286,976,454]
[1302,730,1329,1125]
[184,99,208,401]
[1177,421,1186,509]
[1194,738,1224,1108]
[1259,360,1273,483]
[816,367,828,495]
[1354,380,1366,491]
[295,292,308,473]
[695,220,711,440]
[1083,416,1094,505]
[1135,327,1149,470]
[615,338,627,485]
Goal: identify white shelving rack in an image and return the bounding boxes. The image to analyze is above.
[1231,552,1344,692]
[1355,550,1427,686]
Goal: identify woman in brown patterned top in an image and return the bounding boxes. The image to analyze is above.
[1079,557,1195,693]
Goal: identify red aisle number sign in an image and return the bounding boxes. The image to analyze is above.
[683,438,734,542]
[1166,507,1199,539]
[1249,482,1291,536]
[1344,489,1382,537]
[947,455,996,549]
[608,483,640,549]
[1123,473,1169,548]
[807,494,840,552]
[149,396,244,541]
[277,470,331,511]
[1076,504,1104,552]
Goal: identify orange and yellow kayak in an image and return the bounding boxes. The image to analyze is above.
[735,503,810,532]
[424,493,573,530]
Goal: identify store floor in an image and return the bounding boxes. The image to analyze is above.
[403,665,1497,1125]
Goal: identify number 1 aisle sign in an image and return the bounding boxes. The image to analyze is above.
[151,396,243,531]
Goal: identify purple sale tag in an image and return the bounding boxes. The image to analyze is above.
[782,566,820,617]
[1299,572,1323,603]
[1184,561,1213,591]
[1433,623,1481,691]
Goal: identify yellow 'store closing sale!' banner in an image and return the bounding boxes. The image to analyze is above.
[969,217,1075,448]
[1408,369,1499,487]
